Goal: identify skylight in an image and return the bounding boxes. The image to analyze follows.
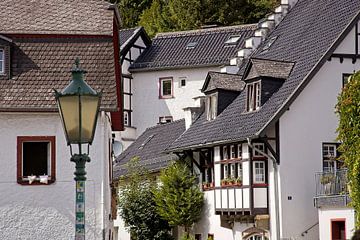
[262,36,278,51]
[186,42,198,49]
[139,134,155,149]
[225,35,241,44]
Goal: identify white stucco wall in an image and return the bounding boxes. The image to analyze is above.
[0,112,112,240]
[318,207,355,240]
[277,22,360,239]
[132,66,219,136]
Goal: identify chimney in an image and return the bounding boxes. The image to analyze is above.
[183,96,205,129]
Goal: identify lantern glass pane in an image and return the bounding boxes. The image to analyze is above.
[58,95,80,143]
[80,95,99,143]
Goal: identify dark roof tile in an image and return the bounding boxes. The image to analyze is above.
[130,25,257,71]
[203,72,245,93]
[113,119,186,178]
[168,0,360,151]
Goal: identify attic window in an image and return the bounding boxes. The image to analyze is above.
[206,94,217,121]
[139,134,155,149]
[246,81,261,112]
[186,42,198,49]
[225,35,241,45]
[262,36,278,51]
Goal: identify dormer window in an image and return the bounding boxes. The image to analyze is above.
[246,81,261,112]
[206,94,217,120]
[0,49,4,74]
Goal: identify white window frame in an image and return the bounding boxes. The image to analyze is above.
[231,145,236,159]
[123,111,129,126]
[223,146,228,160]
[179,77,186,88]
[253,143,265,157]
[206,94,217,120]
[159,78,173,98]
[247,81,261,112]
[224,164,229,179]
[253,161,265,184]
[230,163,236,178]
[238,163,243,180]
[323,144,336,158]
[0,49,4,74]
[238,144,242,159]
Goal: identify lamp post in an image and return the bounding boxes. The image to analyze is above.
[55,58,101,240]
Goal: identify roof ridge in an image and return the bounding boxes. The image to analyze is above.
[155,24,257,38]
[144,118,185,131]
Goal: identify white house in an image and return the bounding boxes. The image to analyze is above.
[116,27,151,150]
[128,25,257,136]
[0,1,122,239]
[167,0,360,239]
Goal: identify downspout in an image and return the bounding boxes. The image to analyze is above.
[247,138,281,240]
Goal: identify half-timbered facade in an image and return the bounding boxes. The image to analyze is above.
[116,27,151,149]
[167,0,360,239]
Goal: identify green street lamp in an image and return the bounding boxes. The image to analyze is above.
[54,58,101,240]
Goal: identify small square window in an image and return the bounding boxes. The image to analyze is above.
[17,136,56,185]
[159,78,173,98]
[179,78,186,87]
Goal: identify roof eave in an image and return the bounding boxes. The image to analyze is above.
[129,63,224,73]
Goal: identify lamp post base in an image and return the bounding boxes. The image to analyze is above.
[71,154,90,240]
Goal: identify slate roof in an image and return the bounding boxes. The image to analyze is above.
[245,58,294,81]
[119,27,151,56]
[167,0,360,151]
[113,119,186,178]
[119,28,138,47]
[0,37,117,112]
[130,25,257,71]
[202,72,245,93]
[0,0,116,35]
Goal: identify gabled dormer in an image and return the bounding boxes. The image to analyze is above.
[0,34,12,80]
[202,72,245,120]
[243,58,294,112]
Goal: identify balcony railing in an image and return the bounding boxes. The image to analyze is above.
[315,169,348,197]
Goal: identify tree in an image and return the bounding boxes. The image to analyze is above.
[336,71,360,228]
[113,0,280,38]
[117,157,173,240]
[153,162,204,237]
[108,0,152,28]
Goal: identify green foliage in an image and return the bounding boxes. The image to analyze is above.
[336,71,360,228]
[180,234,195,240]
[118,157,173,240]
[110,0,279,38]
[153,162,204,234]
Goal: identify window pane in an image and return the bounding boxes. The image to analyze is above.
[254,161,265,183]
[162,80,172,96]
[23,142,49,176]
[0,49,3,60]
